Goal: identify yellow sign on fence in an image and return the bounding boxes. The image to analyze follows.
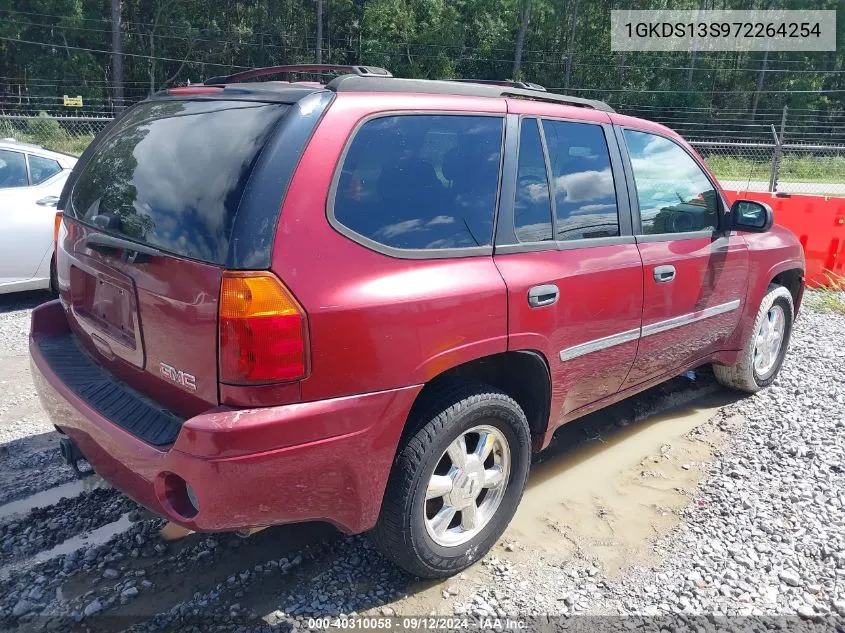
[63,95,83,107]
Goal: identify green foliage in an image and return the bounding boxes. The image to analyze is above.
[25,112,68,146]
[0,0,841,120]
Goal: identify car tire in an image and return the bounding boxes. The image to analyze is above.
[373,384,531,578]
[713,284,794,393]
[49,256,58,294]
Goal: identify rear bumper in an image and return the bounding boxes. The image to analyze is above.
[30,300,421,534]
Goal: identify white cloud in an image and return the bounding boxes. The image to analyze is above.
[553,168,615,203]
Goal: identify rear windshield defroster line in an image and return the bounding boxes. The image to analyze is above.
[68,100,288,266]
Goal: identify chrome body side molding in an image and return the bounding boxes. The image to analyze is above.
[559,300,741,362]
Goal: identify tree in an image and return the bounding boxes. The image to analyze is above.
[111,0,124,110]
[513,0,531,79]
[564,0,581,89]
[316,0,324,64]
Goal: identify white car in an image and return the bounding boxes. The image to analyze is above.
[0,139,77,294]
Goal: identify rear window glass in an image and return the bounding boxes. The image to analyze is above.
[514,118,553,243]
[69,100,287,264]
[542,119,620,241]
[333,115,503,251]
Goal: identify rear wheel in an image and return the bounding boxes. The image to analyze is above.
[713,284,794,392]
[49,256,58,293]
[374,384,531,578]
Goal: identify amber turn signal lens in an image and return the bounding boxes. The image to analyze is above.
[219,272,308,384]
[53,211,63,244]
[220,273,301,319]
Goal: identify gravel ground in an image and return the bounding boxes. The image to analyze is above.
[0,291,76,507]
[0,291,842,632]
[450,306,845,625]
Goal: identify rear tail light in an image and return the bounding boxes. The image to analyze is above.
[219,271,308,384]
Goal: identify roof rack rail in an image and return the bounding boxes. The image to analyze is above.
[327,76,614,112]
[449,78,547,92]
[500,90,612,111]
[203,64,392,86]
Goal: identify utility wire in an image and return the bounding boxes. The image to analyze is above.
[0,35,251,68]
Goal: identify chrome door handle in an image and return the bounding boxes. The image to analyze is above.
[528,284,559,308]
[653,265,676,283]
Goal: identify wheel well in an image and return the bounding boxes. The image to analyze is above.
[405,351,552,441]
[771,268,804,310]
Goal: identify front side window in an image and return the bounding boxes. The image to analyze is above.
[333,115,503,251]
[623,130,719,235]
[543,120,620,241]
[28,155,62,184]
[0,150,28,188]
[514,119,553,243]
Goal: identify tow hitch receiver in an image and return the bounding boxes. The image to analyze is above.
[59,436,92,479]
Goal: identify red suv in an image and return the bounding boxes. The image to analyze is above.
[30,65,804,578]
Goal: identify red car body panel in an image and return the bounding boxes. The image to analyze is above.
[31,300,420,533]
[57,221,222,418]
[29,85,806,535]
[730,225,806,347]
[493,245,643,424]
[623,235,750,387]
[272,93,509,402]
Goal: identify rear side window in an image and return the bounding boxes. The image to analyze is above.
[69,100,287,264]
[0,149,28,188]
[514,119,553,243]
[28,155,62,184]
[542,120,620,241]
[333,115,503,251]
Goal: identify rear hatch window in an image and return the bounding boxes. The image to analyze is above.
[68,100,288,265]
[57,99,289,419]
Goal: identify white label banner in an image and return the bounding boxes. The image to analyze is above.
[610,10,836,52]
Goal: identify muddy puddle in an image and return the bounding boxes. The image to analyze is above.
[0,514,134,583]
[506,389,740,574]
[33,514,133,565]
[392,383,742,614]
[0,475,106,522]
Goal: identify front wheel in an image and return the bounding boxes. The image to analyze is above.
[373,385,531,578]
[714,284,794,393]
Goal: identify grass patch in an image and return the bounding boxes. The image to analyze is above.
[703,155,771,181]
[700,154,845,186]
[804,271,845,315]
[779,154,845,184]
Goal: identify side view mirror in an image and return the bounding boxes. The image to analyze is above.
[731,199,774,233]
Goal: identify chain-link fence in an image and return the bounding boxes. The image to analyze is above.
[0,114,111,156]
[690,140,845,197]
[2,114,843,197]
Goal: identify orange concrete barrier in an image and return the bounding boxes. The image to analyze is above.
[724,190,845,287]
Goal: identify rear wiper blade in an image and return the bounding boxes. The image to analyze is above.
[84,233,163,258]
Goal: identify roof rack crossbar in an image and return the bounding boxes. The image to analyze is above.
[203,64,392,86]
[449,78,547,92]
